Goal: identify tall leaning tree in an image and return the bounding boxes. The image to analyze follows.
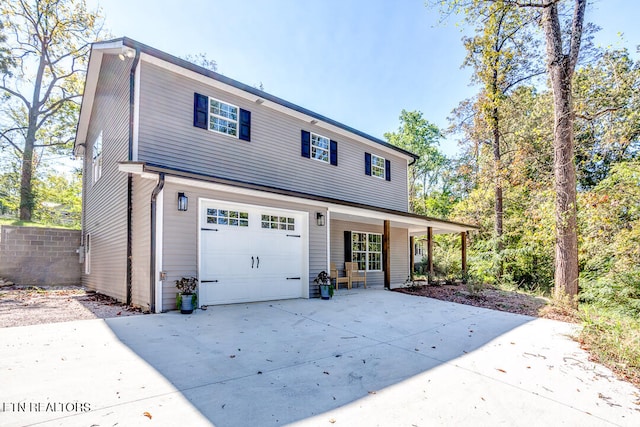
[0,0,103,221]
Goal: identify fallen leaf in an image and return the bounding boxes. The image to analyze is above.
[368,391,377,394]
[496,368,507,373]
[143,411,152,419]
[230,355,236,358]
[117,311,122,316]
[323,371,330,375]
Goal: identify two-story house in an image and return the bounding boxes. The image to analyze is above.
[74,38,477,313]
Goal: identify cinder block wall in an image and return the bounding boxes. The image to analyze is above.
[0,225,82,285]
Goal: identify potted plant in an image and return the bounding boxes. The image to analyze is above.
[314,271,334,300]
[175,276,198,314]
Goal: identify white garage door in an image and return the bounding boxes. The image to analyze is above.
[199,200,306,305]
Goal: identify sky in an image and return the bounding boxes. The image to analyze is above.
[85,0,640,158]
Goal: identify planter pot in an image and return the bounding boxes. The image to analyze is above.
[180,293,195,314]
[319,283,333,300]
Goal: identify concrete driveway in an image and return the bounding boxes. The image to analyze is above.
[1,288,638,426]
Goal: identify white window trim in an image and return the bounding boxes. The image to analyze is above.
[352,231,383,272]
[371,154,385,179]
[310,132,330,163]
[208,96,239,138]
[92,131,103,185]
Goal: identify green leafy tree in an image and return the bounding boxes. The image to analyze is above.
[573,47,640,189]
[459,0,542,275]
[432,0,588,301]
[384,110,448,215]
[34,170,82,227]
[0,0,104,221]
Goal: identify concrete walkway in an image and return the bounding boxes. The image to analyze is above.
[1,288,638,426]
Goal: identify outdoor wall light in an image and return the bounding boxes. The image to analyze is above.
[316,212,325,227]
[177,192,188,211]
[118,48,135,61]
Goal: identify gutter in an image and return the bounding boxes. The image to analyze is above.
[149,173,165,313]
[126,48,141,305]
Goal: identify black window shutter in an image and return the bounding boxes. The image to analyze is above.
[330,140,338,166]
[301,130,311,158]
[364,152,372,176]
[385,159,391,181]
[193,93,208,129]
[239,109,251,141]
[344,231,352,262]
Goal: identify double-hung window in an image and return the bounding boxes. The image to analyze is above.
[209,98,238,137]
[352,232,382,271]
[92,131,103,184]
[311,132,330,163]
[371,154,385,179]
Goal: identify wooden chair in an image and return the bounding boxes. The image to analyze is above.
[330,262,350,290]
[345,262,367,288]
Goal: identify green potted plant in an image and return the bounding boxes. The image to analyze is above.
[175,276,198,314]
[314,271,333,300]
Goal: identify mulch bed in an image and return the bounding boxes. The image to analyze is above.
[393,282,576,322]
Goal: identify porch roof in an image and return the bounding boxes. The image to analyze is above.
[120,162,479,235]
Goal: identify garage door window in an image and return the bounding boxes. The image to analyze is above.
[207,208,249,227]
[261,215,295,230]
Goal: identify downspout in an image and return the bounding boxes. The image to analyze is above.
[150,173,165,313]
[126,47,141,305]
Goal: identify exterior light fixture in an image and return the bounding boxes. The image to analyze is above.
[177,192,188,211]
[118,48,135,61]
[316,212,325,227]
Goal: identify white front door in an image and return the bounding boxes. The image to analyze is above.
[199,200,306,305]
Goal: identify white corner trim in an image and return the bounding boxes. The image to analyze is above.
[155,187,164,313]
[132,63,141,161]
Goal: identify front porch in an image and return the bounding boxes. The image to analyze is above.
[325,204,478,289]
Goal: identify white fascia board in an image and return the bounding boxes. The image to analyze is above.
[75,40,128,151]
[158,173,470,234]
[164,175,326,209]
[140,53,414,163]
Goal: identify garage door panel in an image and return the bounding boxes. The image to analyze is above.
[199,201,306,306]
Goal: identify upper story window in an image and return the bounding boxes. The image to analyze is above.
[311,132,330,163]
[371,154,385,179]
[209,98,238,137]
[92,131,103,184]
[193,92,251,141]
[301,130,338,166]
[365,152,391,181]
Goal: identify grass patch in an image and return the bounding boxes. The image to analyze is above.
[578,305,640,388]
[0,218,78,230]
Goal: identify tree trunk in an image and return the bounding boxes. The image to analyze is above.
[550,61,579,299]
[19,39,47,221]
[19,128,36,221]
[541,1,585,301]
[492,105,504,278]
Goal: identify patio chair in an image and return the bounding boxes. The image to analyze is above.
[330,262,350,290]
[345,262,367,288]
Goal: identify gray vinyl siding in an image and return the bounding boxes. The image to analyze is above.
[330,220,408,287]
[82,54,131,301]
[137,62,409,212]
[159,181,326,311]
[130,175,156,309]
